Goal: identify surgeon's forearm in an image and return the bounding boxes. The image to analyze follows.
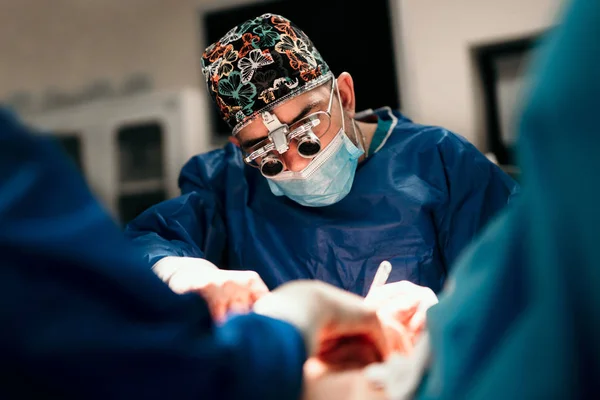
[124,225,208,270]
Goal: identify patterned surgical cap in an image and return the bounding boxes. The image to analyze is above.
[201,14,332,135]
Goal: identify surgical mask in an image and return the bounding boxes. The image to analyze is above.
[267,125,364,207]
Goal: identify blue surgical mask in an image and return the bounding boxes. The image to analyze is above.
[267,127,364,207]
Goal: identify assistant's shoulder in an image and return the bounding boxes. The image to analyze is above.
[178,142,245,194]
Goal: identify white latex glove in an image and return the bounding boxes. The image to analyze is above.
[364,332,432,400]
[365,281,438,348]
[254,280,390,367]
[153,256,269,321]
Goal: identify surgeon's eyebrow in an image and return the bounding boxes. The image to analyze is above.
[282,100,322,125]
[240,100,322,150]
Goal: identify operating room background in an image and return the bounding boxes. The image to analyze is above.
[0,0,564,225]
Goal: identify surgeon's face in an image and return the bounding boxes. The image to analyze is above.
[234,73,357,173]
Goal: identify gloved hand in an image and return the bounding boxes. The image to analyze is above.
[153,256,269,322]
[253,280,390,369]
[365,281,438,350]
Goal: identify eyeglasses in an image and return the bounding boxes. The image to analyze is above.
[242,78,336,177]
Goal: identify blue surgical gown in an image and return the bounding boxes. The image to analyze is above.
[125,109,519,295]
[0,109,306,399]
[420,0,600,397]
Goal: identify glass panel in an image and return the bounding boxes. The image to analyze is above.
[494,53,531,148]
[117,122,164,183]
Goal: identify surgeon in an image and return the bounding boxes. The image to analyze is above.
[124,14,519,320]
[0,107,409,399]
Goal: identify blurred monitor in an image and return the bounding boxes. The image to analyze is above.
[116,121,166,225]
